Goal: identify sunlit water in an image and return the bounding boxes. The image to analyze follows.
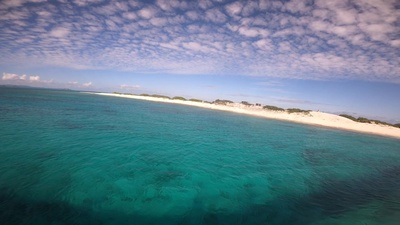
[1,87,400,225]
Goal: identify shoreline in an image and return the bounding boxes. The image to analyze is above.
[91,92,400,139]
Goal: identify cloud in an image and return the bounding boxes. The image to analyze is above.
[138,6,157,19]
[0,0,399,83]
[149,17,167,26]
[0,0,46,10]
[29,75,40,81]
[225,2,243,16]
[120,84,140,89]
[73,0,105,7]
[205,8,227,23]
[82,82,92,87]
[50,27,70,38]
[2,72,53,84]
[2,72,26,80]
[156,0,187,12]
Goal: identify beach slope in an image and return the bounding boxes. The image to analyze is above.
[93,93,400,139]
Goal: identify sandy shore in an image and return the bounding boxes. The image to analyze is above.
[93,92,400,139]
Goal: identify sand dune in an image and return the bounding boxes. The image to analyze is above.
[93,93,400,139]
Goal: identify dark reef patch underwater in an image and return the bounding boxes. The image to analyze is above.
[1,87,400,225]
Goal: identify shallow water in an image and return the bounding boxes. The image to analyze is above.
[1,87,400,225]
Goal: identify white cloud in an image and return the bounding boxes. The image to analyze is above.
[205,8,227,23]
[0,0,399,83]
[2,72,24,80]
[284,0,311,14]
[254,39,272,51]
[29,75,40,81]
[2,73,54,84]
[49,27,70,38]
[185,11,199,20]
[138,7,157,19]
[120,84,140,89]
[122,12,137,20]
[73,0,104,7]
[335,9,357,25]
[199,0,213,10]
[1,73,36,81]
[238,27,260,37]
[82,82,92,87]
[225,2,242,16]
[149,17,167,26]
[0,0,46,10]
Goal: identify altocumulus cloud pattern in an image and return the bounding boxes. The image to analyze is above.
[0,0,399,82]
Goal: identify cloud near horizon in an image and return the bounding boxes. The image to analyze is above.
[120,84,141,89]
[0,0,399,82]
[65,80,94,88]
[2,72,52,83]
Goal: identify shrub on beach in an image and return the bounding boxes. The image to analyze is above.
[263,105,285,111]
[339,114,357,121]
[172,96,186,101]
[370,120,392,126]
[356,117,371,123]
[340,114,370,123]
[241,101,252,106]
[394,124,400,128]
[140,93,150,96]
[340,114,395,126]
[189,98,203,102]
[213,99,234,105]
[287,108,311,114]
[151,94,170,99]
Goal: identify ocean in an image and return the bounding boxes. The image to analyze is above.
[1,87,399,225]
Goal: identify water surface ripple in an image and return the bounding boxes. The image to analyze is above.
[1,87,400,225]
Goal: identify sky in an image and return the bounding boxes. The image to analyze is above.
[0,0,399,122]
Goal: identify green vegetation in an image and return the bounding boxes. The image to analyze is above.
[370,119,393,126]
[151,94,170,99]
[172,96,186,101]
[340,114,399,127]
[339,114,357,121]
[213,99,234,105]
[263,105,285,111]
[241,101,252,106]
[287,108,311,114]
[113,92,133,95]
[356,117,371,123]
[188,98,203,102]
[340,114,371,123]
[111,93,400,130]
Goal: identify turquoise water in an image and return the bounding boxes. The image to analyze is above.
[1,87,400,225]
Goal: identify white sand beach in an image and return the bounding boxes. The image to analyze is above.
[93,93,400,139]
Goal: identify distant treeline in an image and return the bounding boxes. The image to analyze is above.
[172,96,186,101]
[340,114,400,128]
[213,99,234,105]
[262,106,311,114]
[263,105,285,111]
[286,108,311,114]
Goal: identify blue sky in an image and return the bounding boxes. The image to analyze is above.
[0,0,399,122]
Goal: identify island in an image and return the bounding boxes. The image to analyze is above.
[92,92,400,139]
